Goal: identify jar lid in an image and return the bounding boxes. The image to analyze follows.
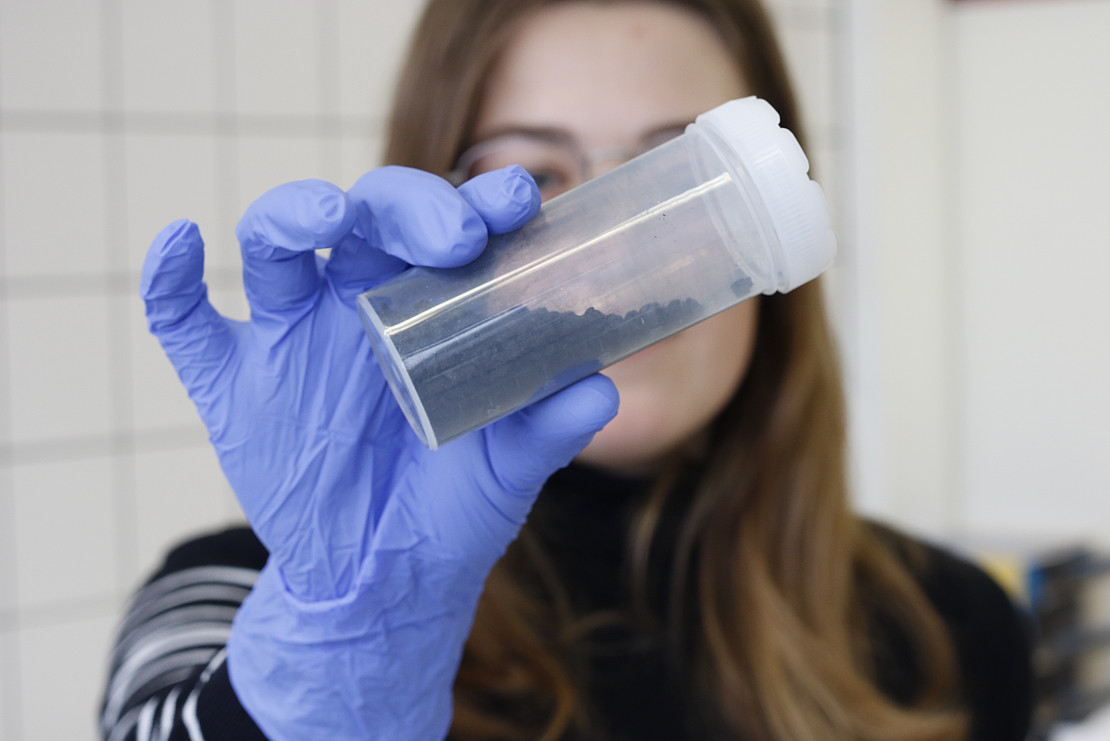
[695,97,836,292]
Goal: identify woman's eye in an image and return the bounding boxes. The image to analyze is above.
[527,168,572,198]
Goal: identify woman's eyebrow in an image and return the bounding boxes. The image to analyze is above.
[472,120,691,146]
[470,125,578,145]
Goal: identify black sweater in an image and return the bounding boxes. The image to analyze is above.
[100,467,1034,740]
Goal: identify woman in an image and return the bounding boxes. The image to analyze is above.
[101,1,1033,740]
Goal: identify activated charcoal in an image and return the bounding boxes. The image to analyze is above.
[406,298,706,442]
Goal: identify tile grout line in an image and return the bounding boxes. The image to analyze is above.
[0,426,210,467]
[103,0,141,613]
[0,18,24,737]
[0,591,130,633]
[213,0,241,270]
[316,1,343,180]
[0,109,379,137]
[938,6,965,536]
[0,267,242,300]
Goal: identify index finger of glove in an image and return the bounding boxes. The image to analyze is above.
[347,166,491,269]
[456,166,541,235]
[235,179,356,316]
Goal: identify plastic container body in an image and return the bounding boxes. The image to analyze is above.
[358,97,835,449]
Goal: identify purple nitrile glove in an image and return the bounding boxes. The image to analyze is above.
[139,165,619,740]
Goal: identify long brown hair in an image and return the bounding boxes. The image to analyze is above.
[385,1,966,739]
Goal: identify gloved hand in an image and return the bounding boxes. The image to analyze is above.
[140,165,619,741]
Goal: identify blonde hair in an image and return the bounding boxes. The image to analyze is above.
[385,1,967,738]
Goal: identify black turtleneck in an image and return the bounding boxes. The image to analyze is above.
[529,465,694,739]
[526,464,1035,741]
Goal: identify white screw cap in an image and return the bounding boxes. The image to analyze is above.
[695,97,837,292]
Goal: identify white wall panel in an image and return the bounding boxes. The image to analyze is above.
[953,0,1110,545]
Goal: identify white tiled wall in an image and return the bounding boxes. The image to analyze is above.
[17,613,118,741]
[12,456,118,610]
[0,1,841,739]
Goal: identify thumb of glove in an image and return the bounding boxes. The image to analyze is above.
[481,374,620,514]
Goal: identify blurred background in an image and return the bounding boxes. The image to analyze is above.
[0,0,1106,739]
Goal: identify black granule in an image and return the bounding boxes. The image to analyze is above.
[405,297,710,443]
